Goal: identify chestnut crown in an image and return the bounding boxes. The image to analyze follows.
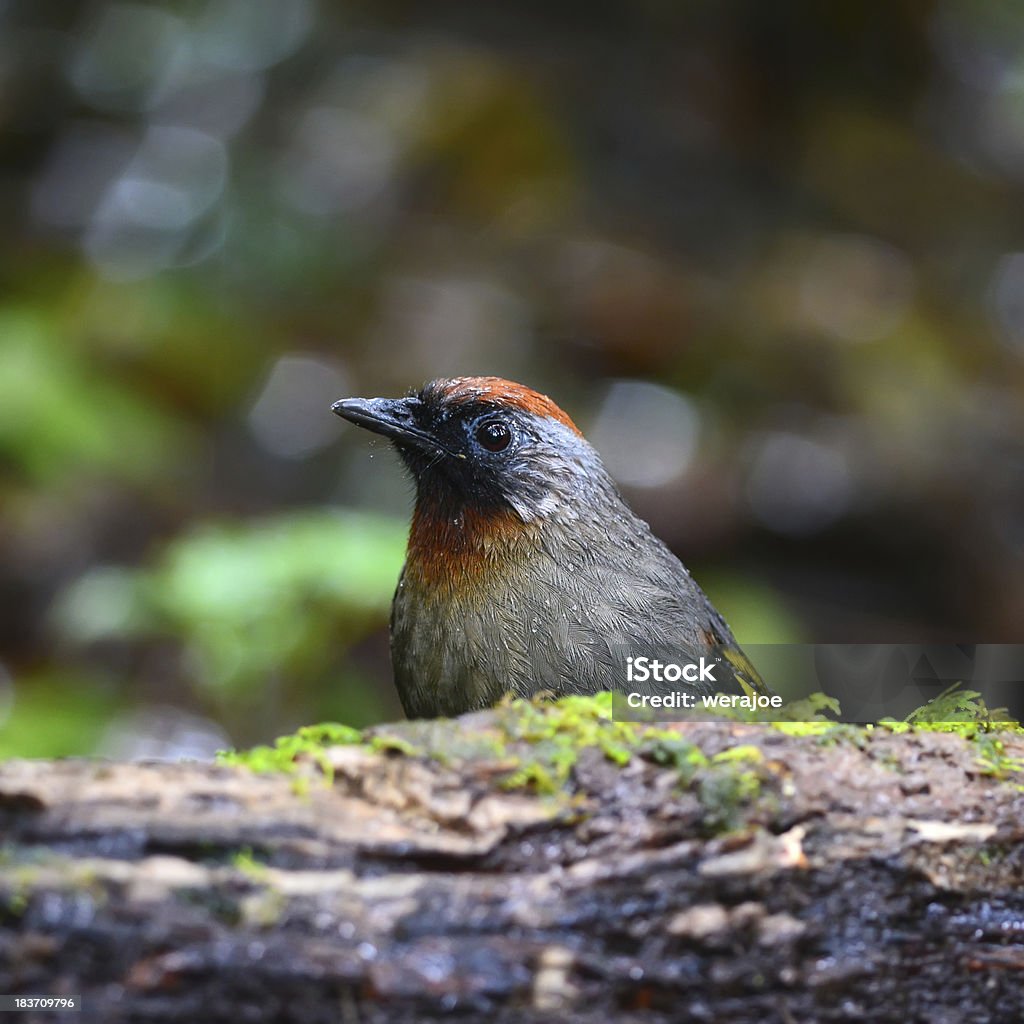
[332,376,612,522]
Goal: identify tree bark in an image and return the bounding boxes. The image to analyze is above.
[1,713,1023,1024]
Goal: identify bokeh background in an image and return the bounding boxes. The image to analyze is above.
[2,0,1023,757]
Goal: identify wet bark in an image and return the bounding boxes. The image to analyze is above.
[1,715,1023,1024]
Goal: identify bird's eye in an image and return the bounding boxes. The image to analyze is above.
[475,418,512,452]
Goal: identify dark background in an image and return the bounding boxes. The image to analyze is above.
[1,0,1022,757]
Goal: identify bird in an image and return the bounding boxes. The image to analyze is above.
[332,376,768,718]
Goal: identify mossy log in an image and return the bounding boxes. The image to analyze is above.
[1,703,1024,1024]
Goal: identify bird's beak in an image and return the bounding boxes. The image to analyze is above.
[332,396,456,456]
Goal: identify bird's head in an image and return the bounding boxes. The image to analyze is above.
[333,376,611,525]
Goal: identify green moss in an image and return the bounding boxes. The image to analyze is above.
[771,692,842,725]
[368,732,422,758]
[973,734,1024,785]
[216,694,774,828]
[3,890,28,917]
[0,862,35,918]
[232,846,270,880]
[647,736,766,834]
[217,721,362,776]
[495,697,630,793]
[772,720,842,737]
[492,695,771,832]
[644,733,709,782]
[711,744,764,765]
[697,766,764,833]
[873,685,1024,784]
[216,686,1024,827]
[494,692,643,793]
[903,685,1015,727]
[876,720,911,735]
[499,759,562,793]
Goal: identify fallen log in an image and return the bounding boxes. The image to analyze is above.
[1,700,1023,1023]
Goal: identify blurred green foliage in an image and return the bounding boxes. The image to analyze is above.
[51,511,406,723]
[698,572,807,648]
[0,308,186,486]
[0,672,119,760]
